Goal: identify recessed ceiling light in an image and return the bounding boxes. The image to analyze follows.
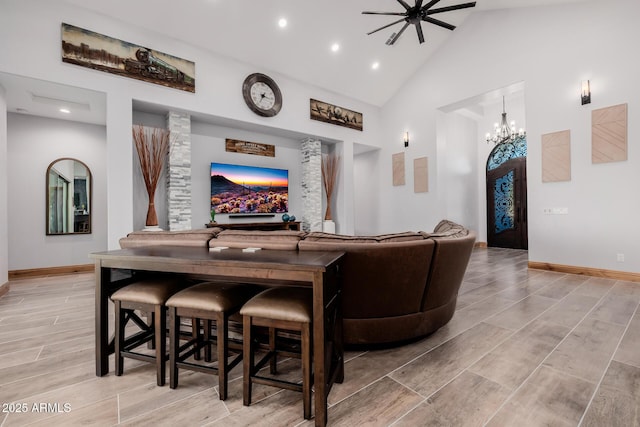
[331,43,340,53]
[371,62,380,70]
[59,108,71,114]
[278,18,287,28]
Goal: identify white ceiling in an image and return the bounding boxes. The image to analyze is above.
[59,0,587,107]
[1,0,587,126]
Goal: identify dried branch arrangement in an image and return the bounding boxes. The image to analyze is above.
[321,153,340,221]
[132,125,171,227]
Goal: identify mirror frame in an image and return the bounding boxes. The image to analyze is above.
[46,157,92,235]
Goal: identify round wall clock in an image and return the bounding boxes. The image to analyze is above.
[242,73,282,117]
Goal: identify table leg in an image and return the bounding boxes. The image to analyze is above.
[95,263,110,376]
[312,271,328,427]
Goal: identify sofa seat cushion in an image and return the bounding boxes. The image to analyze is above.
[119,228,222,248]
[211,229,306,250]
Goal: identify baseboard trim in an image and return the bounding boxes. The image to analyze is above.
[0,282,9,298]
[529,261,640,283]
[474,242,488,248]
[9,264,95,280]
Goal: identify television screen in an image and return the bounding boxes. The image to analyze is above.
[210,162,289,214]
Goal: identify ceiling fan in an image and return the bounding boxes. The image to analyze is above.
[363,0,476,45]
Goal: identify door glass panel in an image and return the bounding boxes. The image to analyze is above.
[487,136,527,171]
[494,170,514,234]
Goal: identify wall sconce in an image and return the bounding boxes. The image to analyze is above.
[581,80,591,105]
[403,131,409,147]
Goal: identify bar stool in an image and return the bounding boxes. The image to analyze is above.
[111,276,185,386]
[166,282,260,400]
[240,286,314,419]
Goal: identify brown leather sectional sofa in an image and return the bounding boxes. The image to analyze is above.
[119,220,475,346]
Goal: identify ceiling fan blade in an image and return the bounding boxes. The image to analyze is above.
[389,22,411,45]
[427,2,476,15]
[420,0,442,11]
[416,0,424,9]
[362,11,409,16]
[416,22,425,44]
[366,17,407,36]
[396,0,412,10]
[422,16,456,30]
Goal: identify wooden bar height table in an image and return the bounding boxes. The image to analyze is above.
[90,245,344,427]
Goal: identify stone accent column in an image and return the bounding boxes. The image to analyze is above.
[301,138,322,232]
[166,111,192,230]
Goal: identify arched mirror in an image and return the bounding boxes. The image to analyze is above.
[46,158,92,235]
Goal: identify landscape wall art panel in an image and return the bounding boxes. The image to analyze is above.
[414,157,429,193]
[61,23,195,92]
[541,130,571,182]
[310,99,363,131]
[392,152,405,186]
[592,103,627,163]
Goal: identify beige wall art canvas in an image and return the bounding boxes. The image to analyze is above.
[541,130,571,182]
[392,152,405,186]
[592,103,627,163]
[414,157,428,193]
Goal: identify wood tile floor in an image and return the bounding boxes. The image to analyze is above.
[1,248,639,426]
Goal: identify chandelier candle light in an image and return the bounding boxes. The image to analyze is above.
[486,97,525,145]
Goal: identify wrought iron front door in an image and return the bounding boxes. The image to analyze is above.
[487,157,528,249]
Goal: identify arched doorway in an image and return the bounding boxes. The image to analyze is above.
[486,136,528,249]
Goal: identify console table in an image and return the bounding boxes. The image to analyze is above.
[90,246,343,427]
[206,221,301,231]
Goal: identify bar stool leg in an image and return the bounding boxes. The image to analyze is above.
[204,319,213,362]
[114,300,124,376]
[217,312,229,400]
[169,307,180,389]
[302,322,312,420]
[243,316,253,406]
[269,328,277,374]
[154,305,166,386]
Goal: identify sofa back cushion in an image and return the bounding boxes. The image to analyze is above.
[211,229,306,250]
[299,237,435,319]
[303,231,424,243]
[119,228,221,248]
[421,231,476,311]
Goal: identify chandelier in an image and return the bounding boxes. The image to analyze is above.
[485,97,525,144]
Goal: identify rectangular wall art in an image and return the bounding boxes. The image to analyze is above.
[414,157,429,193]
[225,139,275,157]
[541,130,571,182]
[310,99,363,131]
[392,152,405,186]
[592,103,627,163]
[61,23,196,92]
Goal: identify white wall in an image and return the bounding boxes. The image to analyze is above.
[439,112,478,232]
[7,114,107,270]
[0,0,365,272]
[0,85,8,284]
[0,0,381,251]
[379,0,640,273]
[190,122,303,230]
[353,148,380,235]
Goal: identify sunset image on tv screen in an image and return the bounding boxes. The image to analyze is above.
[210,163,289,214]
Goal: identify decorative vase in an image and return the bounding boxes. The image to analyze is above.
[282,213,290,222]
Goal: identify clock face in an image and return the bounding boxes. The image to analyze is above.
[250,82,276,110]
[242,73,282,117]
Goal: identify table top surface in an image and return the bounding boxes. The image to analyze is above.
[90,245,344,271]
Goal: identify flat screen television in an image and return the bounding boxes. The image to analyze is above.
[210,162,289,214]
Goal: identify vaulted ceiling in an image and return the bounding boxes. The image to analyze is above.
[1,0,588,126]
[60,0,588,107]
